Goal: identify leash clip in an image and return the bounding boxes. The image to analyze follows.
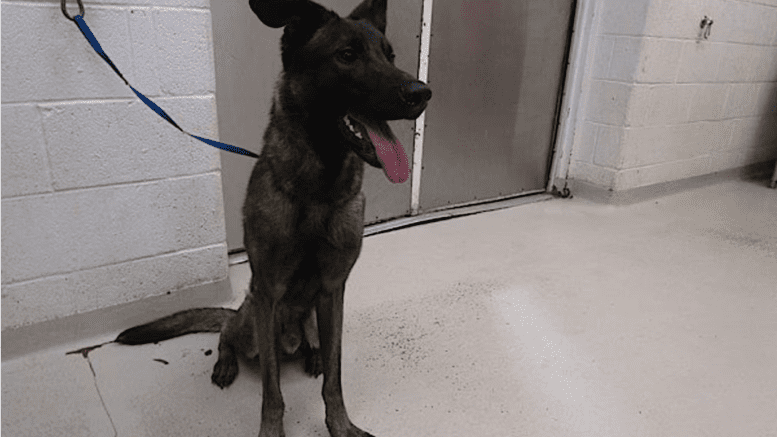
[61,0,85,22]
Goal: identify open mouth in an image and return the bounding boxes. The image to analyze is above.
[340,114,410,184]
[343,115,365,141]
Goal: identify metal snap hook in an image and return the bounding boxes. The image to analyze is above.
[700,16,713,40]
[61,0,85,22]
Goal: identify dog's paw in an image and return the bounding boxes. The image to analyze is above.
[304,347,323,377]
[211,356,239,388]
[258,425,285,437]
[335,426,375,437]
[326,419,376,437]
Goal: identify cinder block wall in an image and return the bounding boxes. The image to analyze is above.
[1,0,228,330]
[570,0,777,192]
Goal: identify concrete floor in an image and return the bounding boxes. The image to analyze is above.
[3,178,776,437]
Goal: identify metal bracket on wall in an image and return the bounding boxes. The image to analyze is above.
[699,16,713,40]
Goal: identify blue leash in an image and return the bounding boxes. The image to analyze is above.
[62,1,259,159]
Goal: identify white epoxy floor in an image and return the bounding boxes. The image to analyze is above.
[3,178,776,437]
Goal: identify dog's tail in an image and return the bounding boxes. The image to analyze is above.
[115,308,236,345]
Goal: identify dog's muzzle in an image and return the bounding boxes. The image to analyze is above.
[400,81,432,107]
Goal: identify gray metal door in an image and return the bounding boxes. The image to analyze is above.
[419,0,574,211]
[213,0,574,251]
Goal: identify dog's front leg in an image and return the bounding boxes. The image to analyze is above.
[253,291,286,437]
[317,281,375,437]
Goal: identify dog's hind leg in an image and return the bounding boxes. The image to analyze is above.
[211,290,260,388]
[211,331,239,388]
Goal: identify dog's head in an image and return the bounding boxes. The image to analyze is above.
[249,0,432,183]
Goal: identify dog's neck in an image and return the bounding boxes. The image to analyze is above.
[262,79,365,204]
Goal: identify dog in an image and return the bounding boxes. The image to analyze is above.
[115,1,431,436]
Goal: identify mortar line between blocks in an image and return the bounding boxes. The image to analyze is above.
[1,170,223,201]
[33,102,59,200]
[6,0,209,12]
[2,242,228,288]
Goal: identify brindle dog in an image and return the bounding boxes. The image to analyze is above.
[115,1,431,436]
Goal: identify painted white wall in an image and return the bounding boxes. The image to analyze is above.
[565,0,777,192]
[1,0,228,329]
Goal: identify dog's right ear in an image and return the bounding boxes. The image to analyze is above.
[252,0,337,71]
[348,0,387,34]
[249,0,305,28]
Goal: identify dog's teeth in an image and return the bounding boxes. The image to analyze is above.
[355,132,362,139]
[343,115,357,134]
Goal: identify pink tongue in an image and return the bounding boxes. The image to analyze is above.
[367,129,410,183]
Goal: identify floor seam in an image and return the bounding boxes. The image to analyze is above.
[66,343,118,436]
[85,356,119,437]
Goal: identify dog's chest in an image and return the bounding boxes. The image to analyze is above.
[294,197,364,250]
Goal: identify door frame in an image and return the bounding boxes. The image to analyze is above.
[215,0,603,249]
[545,0,603,194]
[366,0,601,236]
[405,0,598,213]
[409,0,600,211]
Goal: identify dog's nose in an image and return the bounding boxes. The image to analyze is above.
[401,81,432,106]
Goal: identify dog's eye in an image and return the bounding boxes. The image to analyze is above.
[338,49,357,63]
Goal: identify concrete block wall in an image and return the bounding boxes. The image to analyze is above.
[1,0,229,330]
[569,0,777,192]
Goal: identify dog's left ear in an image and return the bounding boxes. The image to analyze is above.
[348,0,388,34]
[249,0,307,28]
